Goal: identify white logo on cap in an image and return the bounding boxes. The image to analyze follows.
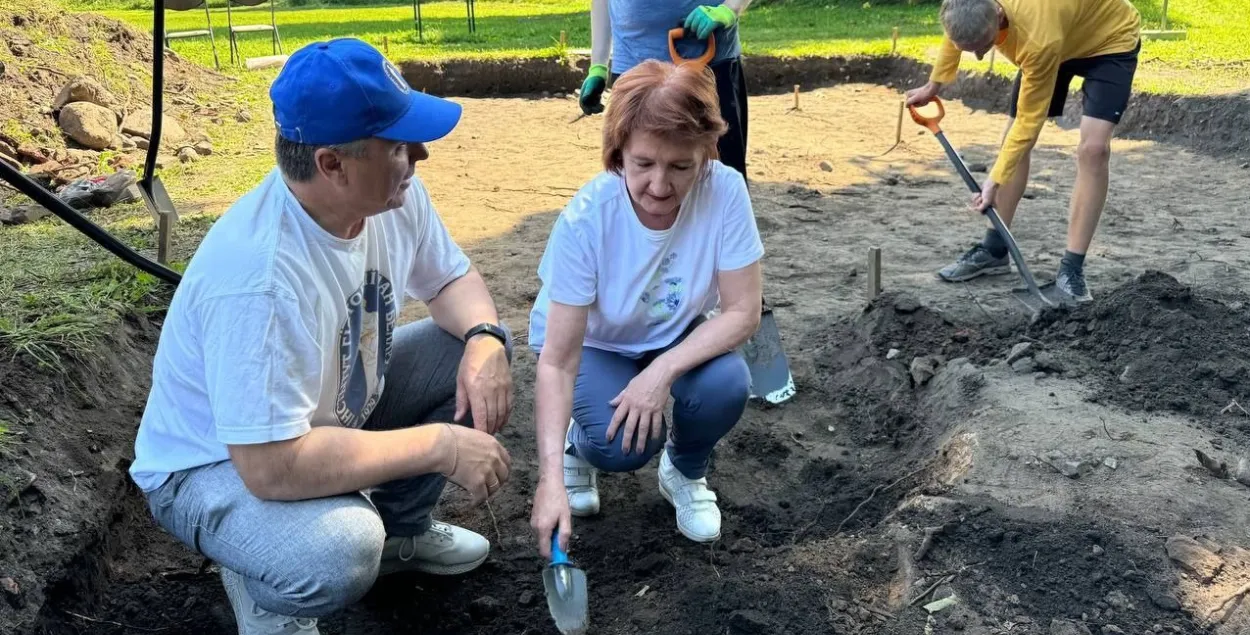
[383,59,410,94]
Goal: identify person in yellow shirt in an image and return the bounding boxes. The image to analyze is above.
[905,0,1141,302]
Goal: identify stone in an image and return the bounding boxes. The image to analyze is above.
[1165,535,1224,583]
[517,590,535,606]
[1051,618,1094,635]
[122,110,188,143]
[894,296,921,313]
[910,356,941,387]
[1034,351,1064,372]
[1149,589,1181,611]
[1041,451,1084,478]
[1102,626,1126,635]
[53,76,122,115]
[120,136,136,150]
[1,576,21,608]
[468,595,502,617]
[235,109,252,123]
[886,348,900,360]
[178,147,198,163]
[1092,545,1105,557]
[968,162,988,173]
[58,102,119,150]
[135,136,150,150]
[819,160,833,172]
[1012,357,1038,374]
[1103,457,1118,470]
[0,205,51,226]
[1105,590,1132,611]
[1007,342,1034,363]
[729,537,758,554]
[729,609,775,634]
[193,140,213,156]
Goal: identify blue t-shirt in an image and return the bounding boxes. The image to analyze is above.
[609,0,741,75]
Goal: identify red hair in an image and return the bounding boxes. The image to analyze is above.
[601,60,728,173]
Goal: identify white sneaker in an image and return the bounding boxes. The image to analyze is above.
[564,418,600,517]
[378,520,489,576]
[221,567,320,635]
[657,449,721,543]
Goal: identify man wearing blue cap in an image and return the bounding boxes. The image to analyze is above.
[129,38,514,634]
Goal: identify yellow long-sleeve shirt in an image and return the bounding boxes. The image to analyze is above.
[930,0,1141,185]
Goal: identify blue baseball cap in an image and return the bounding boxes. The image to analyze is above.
[270,38,462,146]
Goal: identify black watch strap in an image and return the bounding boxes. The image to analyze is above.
[464,322,508,346]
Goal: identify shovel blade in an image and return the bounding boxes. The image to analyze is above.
[543,565,588,635]
[1010,280,1079,317]
[740,307,796,404]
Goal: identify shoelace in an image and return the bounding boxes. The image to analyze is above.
[958,244,989,263]
[1062,269,1087,296]
[396,523,454,562]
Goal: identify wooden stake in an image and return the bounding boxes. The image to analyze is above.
[988,48,996,74]
[157,211,174,265]
[383,35,389,55]
[894,100,904,145]
[891,27,899,55]
[560,30,567,48]
[867,247,882,302]
[793,84,800,110]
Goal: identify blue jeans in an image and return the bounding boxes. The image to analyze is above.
[567,319,750,479]
[142,318,510,618]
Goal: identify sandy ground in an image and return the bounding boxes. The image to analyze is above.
[13,84,1250,635]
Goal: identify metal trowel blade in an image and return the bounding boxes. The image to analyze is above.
[543,564,588,635]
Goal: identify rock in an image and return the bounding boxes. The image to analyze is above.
[1241,162,1249,170]
[1012,357,1038,374]
[819,160,833,172]
[894,296,921,313]
[517,590,535,606]
[120,136,136,150]
[729,609,775,634]
[1092,545,1105,557]
[1051,618,1093,635]
[968,162,988,173]
[59,102,119,150]
[910,356,941,386]
[1149,589,1181,611]
[1102,626,1125,635]
[1103,457,1118,470]
[1165,535,1224,582]
[135,137,150,150]
[1,576,21,608]
[1105,590,1132,611]
[193,140,213,156]
[729,537,758,553]
[468,595,502,617]
[886,348,900,360]
[1034,351,1064,372]
[0,205,51,226]
[1041,451,1085,478]
[1007,342,1034,363]
[827,598,849,612]
[178,147,199,163]
[122,110,188,143]
[236,109,252,123]
[53,76,122,115]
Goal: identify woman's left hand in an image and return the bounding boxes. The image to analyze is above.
[606,366,672,455]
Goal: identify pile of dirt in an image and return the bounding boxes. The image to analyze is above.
[1031,271,1250,419]
[0,0,230,193]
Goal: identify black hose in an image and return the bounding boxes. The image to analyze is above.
[143,0,166,191]
[0,160,183,286]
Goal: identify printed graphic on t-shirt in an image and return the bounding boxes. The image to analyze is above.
[336,270,397,428]
[639,252,684,327]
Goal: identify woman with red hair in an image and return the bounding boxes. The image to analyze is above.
[528,60,764,556]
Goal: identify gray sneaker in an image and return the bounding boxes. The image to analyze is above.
[937,244,1012,282]
[221,567,320,635]
[1054,267,1093,303]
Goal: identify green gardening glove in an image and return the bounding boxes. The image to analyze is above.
[579,64,608,116]
[684,4,736,39]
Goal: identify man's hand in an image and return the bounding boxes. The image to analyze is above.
[606,364,672,455]
[972,179,999,213]
[456,335,513,434]
[684,4,736,39]
[530,475,572,559]
[438,423,512,504]
[905,81,941,107]
[579,64,608,116]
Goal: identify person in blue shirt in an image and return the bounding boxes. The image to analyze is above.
[577,0,752,179]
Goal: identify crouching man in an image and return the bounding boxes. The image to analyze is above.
[129,38,514,634]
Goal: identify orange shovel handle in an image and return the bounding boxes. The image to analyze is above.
[668,28,716,68]
[907,97,946,134]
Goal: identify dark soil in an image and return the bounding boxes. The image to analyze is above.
[1029,270,1250,421]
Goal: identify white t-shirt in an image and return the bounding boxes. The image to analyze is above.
[528,160,763,357]
[129,168,470,492]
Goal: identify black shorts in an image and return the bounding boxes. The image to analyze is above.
[1008,40,1140,124]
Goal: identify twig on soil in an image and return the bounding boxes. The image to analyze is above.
[1221,400,1249,416]
[830,464,930,536]
[1031,550,1038,569]
[913,524,947,562]
[1100,416,1125,442]
[709,543,721,580]
[484,500,503,548]
[908,574,955,607]
[64,611,174,632]
[962,286,993,323]
[1208,581,1250,623]
[856,600,896,620]
[789,431,813,451]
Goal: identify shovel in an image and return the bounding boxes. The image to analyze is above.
[543,534,589,635]
[908,98,1060,314]
[669,27,797,404]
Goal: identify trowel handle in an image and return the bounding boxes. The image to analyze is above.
[550,534,570,567]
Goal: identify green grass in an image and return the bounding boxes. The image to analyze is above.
[86,0,1250,95]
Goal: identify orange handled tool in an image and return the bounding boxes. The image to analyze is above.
[908,97,1054,311]
[668,28,716,68]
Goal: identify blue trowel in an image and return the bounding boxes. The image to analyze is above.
[543,534,588,635]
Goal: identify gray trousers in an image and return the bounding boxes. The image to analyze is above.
[142,318,509,618]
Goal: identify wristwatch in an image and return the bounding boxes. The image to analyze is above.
[464,322,508,346]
